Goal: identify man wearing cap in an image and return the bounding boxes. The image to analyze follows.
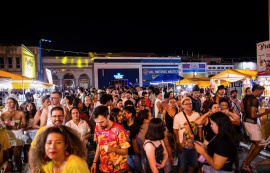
[241,84,270,172]
[212,85,232,109]
[189,85,201,114]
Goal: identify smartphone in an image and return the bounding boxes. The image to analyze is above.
[192,139,201,146]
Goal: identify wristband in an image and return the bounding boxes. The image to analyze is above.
[93,162,97,163]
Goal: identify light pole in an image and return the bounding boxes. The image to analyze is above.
[39,39,51,81]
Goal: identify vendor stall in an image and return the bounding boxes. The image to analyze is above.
[0,70,52,89]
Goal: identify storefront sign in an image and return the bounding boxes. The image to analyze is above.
[114,73,124,79]
[257,40,270,76]
[142,68,179,86]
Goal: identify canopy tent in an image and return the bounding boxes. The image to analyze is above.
[150,74,184,84]
[0,77,12,89]
[175,78,231,88]
[210,69,257,83]
[0,70,52,89]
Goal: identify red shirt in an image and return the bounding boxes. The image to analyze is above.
[80,112,91,128]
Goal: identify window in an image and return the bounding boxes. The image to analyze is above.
[8,57,12,68]
[210,60,217,65]
[16,57,20,68]
[0,57,4,68]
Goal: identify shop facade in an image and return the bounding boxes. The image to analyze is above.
[93,57,182,88]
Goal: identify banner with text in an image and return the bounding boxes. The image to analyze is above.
[257,40,270,76]
[142,68,179,86]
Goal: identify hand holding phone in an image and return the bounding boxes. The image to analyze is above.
[192,139,201,146]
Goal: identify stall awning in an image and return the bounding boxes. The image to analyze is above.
[0,70,52,89]
[175,78,231,88]
[210,69,257,83]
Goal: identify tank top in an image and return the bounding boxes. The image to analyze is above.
[143,141,165,173]
[203,118,215,142]
[46,105,66,126]
[164,108,177,134]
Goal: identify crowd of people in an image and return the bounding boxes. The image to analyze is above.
[0,84,269,172]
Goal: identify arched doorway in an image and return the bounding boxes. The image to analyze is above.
[79,74,89,89]
[63,73,75,90]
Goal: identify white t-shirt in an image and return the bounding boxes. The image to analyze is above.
[173,111,200,148]
[65,119,90,145]
[155,98,162,118]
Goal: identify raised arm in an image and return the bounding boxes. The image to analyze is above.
[195,111,211,126]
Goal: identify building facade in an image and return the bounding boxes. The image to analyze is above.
[0,45,41,77]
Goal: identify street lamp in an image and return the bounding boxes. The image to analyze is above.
[39,39,51,81]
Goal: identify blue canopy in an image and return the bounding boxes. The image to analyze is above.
[150,74,184,84]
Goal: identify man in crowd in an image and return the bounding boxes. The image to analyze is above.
[78,87,86,103]
[155,91,163,118]
[212,85,232,108]
[230,90,241,116]
[29,106,66,173]
[133,91,141,106]
[1,98,26,172]
[91,105,130,173]
[143,92,151,109]
[40,91,70,127]
[125,91,136,106]
[189,85,201,114]
[173,97,200,173]
[241,84,270,172]
[82,96,92,118]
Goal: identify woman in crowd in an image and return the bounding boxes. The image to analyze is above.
[110,108,124,126]
[32,96,51,129]
[64,95,74,111]
[176,95,183,111]
[143,118,168,173]
[219,98,241,172]
[162,98,178,155]
[30,125,90,172]
[123,106,142,172]
[23,102,37,163]
[194,112,237,173]
[195,102,220,145]
[65,107,91,146]
[73,98,91,128]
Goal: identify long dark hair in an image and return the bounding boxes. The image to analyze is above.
[25,102,37,121]
[210,112,237,147]
[145,118,165,141]
[124,106,141,135]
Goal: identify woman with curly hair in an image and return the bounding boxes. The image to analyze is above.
[30,125,90,173]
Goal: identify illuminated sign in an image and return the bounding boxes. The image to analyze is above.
[114,73,124,79]
[22,44,36,78]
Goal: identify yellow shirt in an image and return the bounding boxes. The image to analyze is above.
[42,154,90,173]
[31,126,47,149]
[0,129,11,166]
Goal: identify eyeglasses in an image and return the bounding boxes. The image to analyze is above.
[50,97,60,100]
[51,115,63,118]
[184,103,192,105]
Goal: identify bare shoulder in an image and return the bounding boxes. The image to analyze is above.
[15,110,25,115]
